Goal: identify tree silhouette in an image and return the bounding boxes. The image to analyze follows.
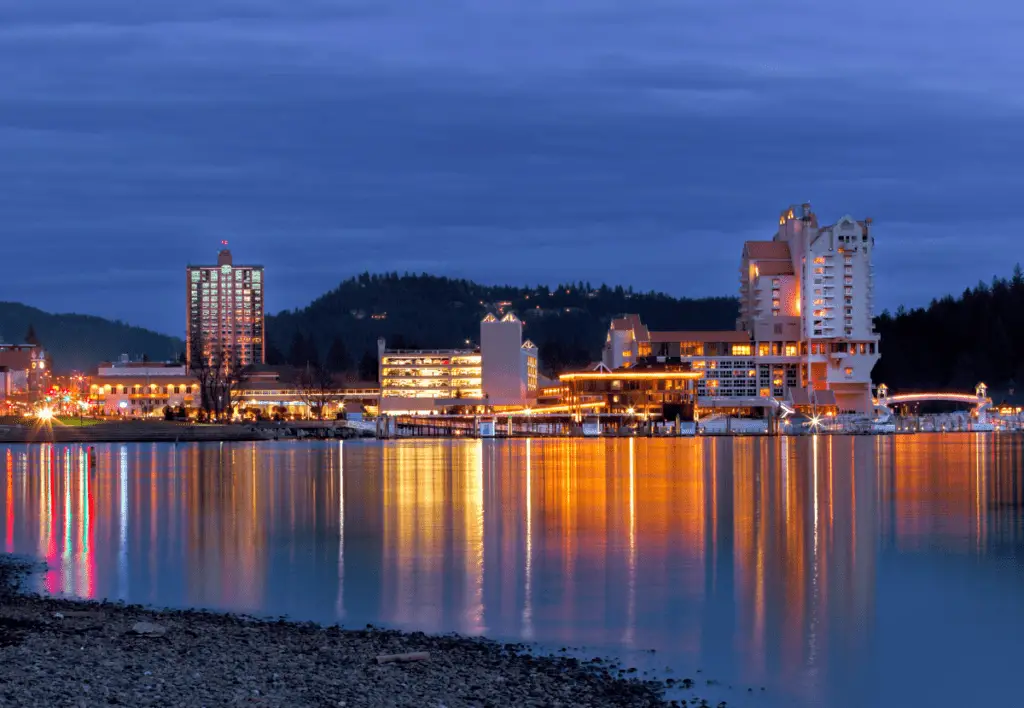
[326,337,353,375]
[358,351,378,383]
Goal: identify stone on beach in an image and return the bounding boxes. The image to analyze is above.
[130,621,167,636]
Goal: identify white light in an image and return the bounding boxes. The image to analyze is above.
[36,407,54,422]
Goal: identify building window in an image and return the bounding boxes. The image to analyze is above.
[731,344,752,356]
[784,344,798,356]
[844,367,853,376]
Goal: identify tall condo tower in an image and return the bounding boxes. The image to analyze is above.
[186,244,265,368]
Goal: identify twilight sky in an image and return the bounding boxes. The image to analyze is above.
[1,0,1021,336]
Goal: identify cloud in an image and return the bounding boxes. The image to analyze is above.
[0,0,1021,333]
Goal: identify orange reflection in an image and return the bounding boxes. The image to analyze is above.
[0,433,1021,706]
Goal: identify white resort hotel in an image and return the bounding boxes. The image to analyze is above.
[605,204,879,416]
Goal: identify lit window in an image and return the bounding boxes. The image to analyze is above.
[844,367,853,376]
[784,345,798,356]
[731,344,752,356]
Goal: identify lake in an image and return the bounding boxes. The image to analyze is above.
[3,436,1024,707]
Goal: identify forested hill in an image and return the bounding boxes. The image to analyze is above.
[0,302,183,373]
[265,273,740,376]
[873,266,1024,392]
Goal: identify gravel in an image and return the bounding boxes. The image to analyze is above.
[0,556,671,707]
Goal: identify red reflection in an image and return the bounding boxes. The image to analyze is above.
[4,449,12,552]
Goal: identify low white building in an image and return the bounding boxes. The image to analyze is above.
[90,358,197,417]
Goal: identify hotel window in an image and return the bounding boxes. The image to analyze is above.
[731,344,752,356]
[813,256,825,264]
[758,343,770,356]
[784,344,798,356]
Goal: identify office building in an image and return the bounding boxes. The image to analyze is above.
[603,204,879,414]
[378,313,539,413]
[186,245,265,368]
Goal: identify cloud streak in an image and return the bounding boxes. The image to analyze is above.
[0,0,1020,333]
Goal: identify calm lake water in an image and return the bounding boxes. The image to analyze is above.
[3,437,1024,707]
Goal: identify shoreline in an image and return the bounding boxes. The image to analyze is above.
[0,421,372,444]
[0,555,678,707]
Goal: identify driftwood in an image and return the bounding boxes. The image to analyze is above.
[375,652,430,665]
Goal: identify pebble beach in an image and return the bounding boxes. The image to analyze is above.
[0,556,676,708]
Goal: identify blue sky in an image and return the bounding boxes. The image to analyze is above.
[0,0,1020,335]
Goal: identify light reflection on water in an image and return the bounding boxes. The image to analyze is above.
[3,436,1024,707]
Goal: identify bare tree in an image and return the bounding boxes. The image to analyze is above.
[189,331,252,421]
[297,363,337,420]
[188,333,216,417]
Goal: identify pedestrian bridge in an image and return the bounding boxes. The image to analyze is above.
[874,383,992,422]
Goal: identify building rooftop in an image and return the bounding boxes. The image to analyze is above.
[743,241,792,260]
[609,314,649,340]
[648,330,751,344]
[756,261,795,276]
[560,362,702,381]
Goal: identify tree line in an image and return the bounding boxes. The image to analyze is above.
[264,272,739,377]
[872,264,1024,393]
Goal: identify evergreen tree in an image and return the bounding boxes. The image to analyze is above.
[358,351,378,382]
[265,340,285,365]
[326,337,353,374]
[24,324,39,345]
[288,332,319,368]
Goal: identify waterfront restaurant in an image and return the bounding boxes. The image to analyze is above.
[558,363,703,421]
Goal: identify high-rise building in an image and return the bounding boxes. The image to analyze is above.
[186,246,265,368]
[602,204,880,414]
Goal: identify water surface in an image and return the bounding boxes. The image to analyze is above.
[3,437,1024,707]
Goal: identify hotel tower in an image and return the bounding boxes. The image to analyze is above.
[186,245,265,368]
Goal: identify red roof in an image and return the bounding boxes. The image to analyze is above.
[756,261,794,276]
[744,241,791,260]
[609,314,649,340]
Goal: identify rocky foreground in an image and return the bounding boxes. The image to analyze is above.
[0,557,677,708]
